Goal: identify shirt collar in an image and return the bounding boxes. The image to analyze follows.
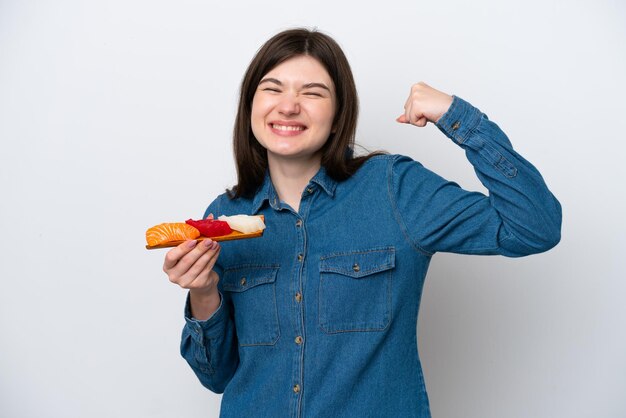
[309,166,337,197]
[250,166,337,214]
[251,172,273,214]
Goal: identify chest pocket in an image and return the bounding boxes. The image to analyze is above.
[222,265,280,346]
[318,247,394,333]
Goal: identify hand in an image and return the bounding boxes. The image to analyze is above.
[163,238,221,296]
[396,82,453,127]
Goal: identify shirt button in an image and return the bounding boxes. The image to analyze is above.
[295,336,303,345]
[240,277,247,286]
[295,292,302,302]
[306,187,313,194]
[352,263,360,272]
[293,384,301,394]
[452,121,461,130]
[295,219,303,227]
[297,254,303,262]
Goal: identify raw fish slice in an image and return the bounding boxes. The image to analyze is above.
[185,218,232,237]
[218,215,266,234]
[146,223,200,246]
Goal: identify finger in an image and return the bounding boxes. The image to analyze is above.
[179,244,221,288]
[409,103,427,125]
[416,116,428,127]
[396,114,408,123]
[410,108,422,125]
[203,241,221,272]
[180,241,219,281]
[186,242,220,280]
[187,249,221,289]
[167,239,214,278]
[163,240,199,271]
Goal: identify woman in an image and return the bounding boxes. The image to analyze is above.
[163,28,561,418]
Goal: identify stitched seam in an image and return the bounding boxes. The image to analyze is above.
[222,265,280,291]
[319,265,393,276]
[319,247,394,260]
[387,156,433,257]
[455,105,483,145]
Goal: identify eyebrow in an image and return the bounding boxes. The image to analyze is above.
[258,78,331,92]
[302,82,331,92]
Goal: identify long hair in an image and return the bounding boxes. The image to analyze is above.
[229,28,384,199]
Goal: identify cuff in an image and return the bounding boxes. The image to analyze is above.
[435,95,483,145]
[184,291,226,338]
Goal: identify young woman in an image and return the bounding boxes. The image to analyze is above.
[163,28,561,418]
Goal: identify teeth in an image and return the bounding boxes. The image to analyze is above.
[272,124,305,131]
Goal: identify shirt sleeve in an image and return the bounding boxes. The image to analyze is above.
[180,291,238,393]
[388,96,562,257]
[179,196,239,393]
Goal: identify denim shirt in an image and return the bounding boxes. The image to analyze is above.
[180,96,562,418]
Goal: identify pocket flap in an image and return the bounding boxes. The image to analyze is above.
[222,265,279,292]
[319,247,395,278]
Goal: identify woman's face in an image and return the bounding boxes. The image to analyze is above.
[251,55,337,165]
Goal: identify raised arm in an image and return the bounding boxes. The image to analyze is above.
[392,82,561,257]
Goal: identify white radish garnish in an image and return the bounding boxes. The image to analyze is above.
[218,215,266,234]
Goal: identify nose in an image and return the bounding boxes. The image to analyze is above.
[277,94,300,116]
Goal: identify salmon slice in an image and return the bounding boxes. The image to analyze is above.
[146,223,200,246]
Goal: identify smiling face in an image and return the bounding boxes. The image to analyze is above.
[251,55,337,167]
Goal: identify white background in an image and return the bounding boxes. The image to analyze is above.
[1,1,625,417]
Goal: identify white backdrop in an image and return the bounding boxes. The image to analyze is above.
[1,1,625,417]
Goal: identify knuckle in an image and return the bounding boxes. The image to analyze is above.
[164,252,177,266]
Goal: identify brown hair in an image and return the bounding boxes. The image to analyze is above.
[229,28,384,199]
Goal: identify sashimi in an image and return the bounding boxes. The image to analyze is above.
[185,218,232,237]
[146,223,200,246]
[218,215,266,234]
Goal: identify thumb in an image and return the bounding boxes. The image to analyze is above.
[396,114,408,124]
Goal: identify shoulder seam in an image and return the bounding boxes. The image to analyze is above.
[386,155,434,257]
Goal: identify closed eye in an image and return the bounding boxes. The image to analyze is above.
[303,92,323,97]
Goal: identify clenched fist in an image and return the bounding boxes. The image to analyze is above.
[396,82,453,127]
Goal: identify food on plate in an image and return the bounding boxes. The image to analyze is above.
[146,223,200,247]
[218,214,267,234]
[185,218,233,237]
[145,214,266,249]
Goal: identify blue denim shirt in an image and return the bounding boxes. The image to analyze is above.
[180,96,562,418]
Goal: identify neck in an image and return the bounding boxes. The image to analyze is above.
[267,153,321,212]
